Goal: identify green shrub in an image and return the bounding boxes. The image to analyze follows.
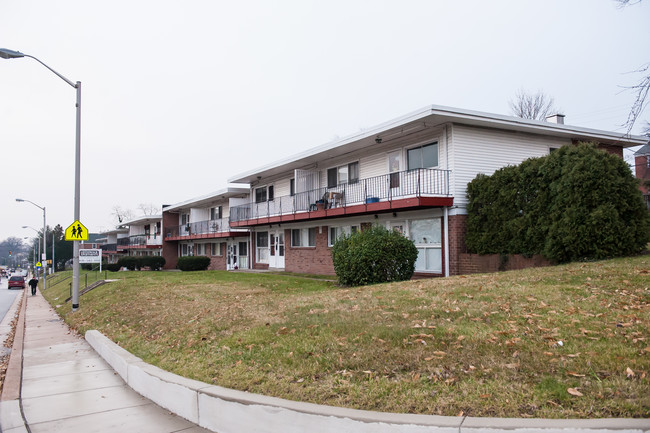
[140,256,166,270]
[106,263,121,272]
[331,225,418,286]
[177,256,211,271]
[117,256,138,271]
[466,143,650,262]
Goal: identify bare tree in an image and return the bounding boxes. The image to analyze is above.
[509,89,560,120]
[111,205,135,224]
[616,0,649,134]
[138,203,160,216]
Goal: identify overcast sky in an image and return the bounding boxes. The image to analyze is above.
[1,0,649,243]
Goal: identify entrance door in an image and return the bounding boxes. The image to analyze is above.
[226,241,238,270]
[268,230,285,269]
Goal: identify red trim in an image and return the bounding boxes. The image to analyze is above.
[164,231,249,241]
[232,196,454,227]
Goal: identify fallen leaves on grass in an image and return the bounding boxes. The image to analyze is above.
[567,388,583,397]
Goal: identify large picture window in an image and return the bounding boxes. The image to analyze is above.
[407,142,438,170]
[255,187,267,203]
[256,231,269,263]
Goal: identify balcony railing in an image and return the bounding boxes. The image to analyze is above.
[117,233,162,247]
[165,217,234,238]
[100,243,117,251]
[230,168,450,223]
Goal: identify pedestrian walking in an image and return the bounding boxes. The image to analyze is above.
[28,276,38,296]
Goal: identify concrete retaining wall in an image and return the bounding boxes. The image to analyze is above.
[85,330,650,433]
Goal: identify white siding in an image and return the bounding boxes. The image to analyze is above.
[359,152,386,180]
[451,124,571,210]
[275,178,291,197]
[192,208,209,222]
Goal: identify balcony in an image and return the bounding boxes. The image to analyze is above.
[164,217,246,241]
[100,243,118,252]
[230,168,452,226]
[117,234,163,249]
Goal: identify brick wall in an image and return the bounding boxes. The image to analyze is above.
[458,253,552,275]
[162,212,179,269]
[208,253,227,271]
[447,214,467,276]
[636,155,650,195]
[285,227,335,275]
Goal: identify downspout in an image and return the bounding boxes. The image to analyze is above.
[444,206,449,277]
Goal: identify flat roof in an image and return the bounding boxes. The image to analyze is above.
[122,215,162,226]
[229,104,648,184]
[163,186,250,212]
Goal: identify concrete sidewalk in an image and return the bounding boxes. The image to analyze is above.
[0,288,210,433]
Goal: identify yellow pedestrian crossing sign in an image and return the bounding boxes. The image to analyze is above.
[65,220,89,241]
[36,262,42,268]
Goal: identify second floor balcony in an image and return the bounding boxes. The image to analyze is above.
[164,217,247,241]
[117,233,163,248]
[230,168,452,226]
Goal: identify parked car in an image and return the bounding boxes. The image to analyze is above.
[8,276,25,289]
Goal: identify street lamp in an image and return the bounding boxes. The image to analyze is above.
[17,199,47,291]
[23,234,39,274]
[3,48,81,310]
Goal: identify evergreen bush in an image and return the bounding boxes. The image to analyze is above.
[177,256,211,271]
[117,256,139,270]
[106,263,121,272]
[140,255,166,270]
[331,225,418,286]
[466,143,650,262]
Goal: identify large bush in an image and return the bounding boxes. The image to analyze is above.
[115,256,166,271]
[331,225,418,286]
[466,143,650,262]
[140,255,166,270]
[117,256,139,270]
[177,256,211,271]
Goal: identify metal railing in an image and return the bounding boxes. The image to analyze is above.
[100,243,117,251]
[117,233,162,247]
[230,168,450,222]
[164,217,233,238]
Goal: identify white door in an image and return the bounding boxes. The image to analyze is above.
[268,230,285,269]
[226,241,238,270]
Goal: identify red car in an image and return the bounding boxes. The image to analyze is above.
[8,276,25,289]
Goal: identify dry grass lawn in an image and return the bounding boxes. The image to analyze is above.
[43,256,650,418]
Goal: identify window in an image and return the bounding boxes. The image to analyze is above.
[195,243,205,256]
[181,213,189,225]
[181,243,188,256]
[327,162,359,188]
[388,151,401,188]
[256,231,269,263]
[407,142,438,170]
[290,178,295,196]
[211,242,222,256]
[328,225,360,246]
[291,228,316,247]
[255,187,267,203]
[210,206,222,220]
[409,218,442,273]
[255,186,273,202]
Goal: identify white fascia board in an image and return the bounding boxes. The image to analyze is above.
[122,215,163,226]
[163,186,250,213]
[228,104,647,184]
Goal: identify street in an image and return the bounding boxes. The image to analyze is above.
[0,276,20,324]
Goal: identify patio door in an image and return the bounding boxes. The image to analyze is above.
[226,241,238,270]
[388,150,401,195]
[268,230,285,269]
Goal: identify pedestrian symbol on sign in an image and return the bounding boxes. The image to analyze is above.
[65,220,89,241]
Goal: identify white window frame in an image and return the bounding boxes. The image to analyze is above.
[256,231,269,263]
[291,228,316,247]
[406,142,439,170]
[328,225,360,247]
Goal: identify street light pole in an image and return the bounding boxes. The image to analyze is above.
[17,200,47,291]
[3,48,81,310]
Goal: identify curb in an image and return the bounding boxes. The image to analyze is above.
[85,330,650,433]
[0,288,29,432]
